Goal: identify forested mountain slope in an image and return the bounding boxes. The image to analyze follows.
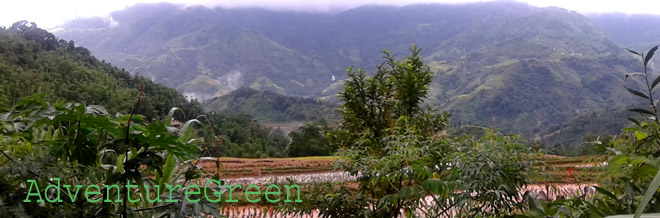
[0,21,202,119]
[203,87,339,122]
[56,2,642,136]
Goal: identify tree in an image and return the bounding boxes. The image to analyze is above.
[206,113,290,158]
[332,45,448,153]
[282,46,533,217]
[9,21,58,50]
[311,46,452,216]
[286,119,332,157]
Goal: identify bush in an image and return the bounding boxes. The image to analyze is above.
[280,46,536,217]
[0,95,221,217]
[286,119,333,157]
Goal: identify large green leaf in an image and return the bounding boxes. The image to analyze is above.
[85,105,108,115]
[635,131,649,140]
[609,154,629,173]
[632,164,659,180]
[156,153,177,194]
[635,169,660,217]
[594,186,617,201]
[164,107,183,126]
[180,119,200,135]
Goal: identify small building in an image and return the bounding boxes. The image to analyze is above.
[171,119,183,129]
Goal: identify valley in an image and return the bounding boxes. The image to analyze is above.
[3,0,660,217]
[54,1,651,149]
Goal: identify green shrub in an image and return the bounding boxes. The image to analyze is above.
[280,46,536,217]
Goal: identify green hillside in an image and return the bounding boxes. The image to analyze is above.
[0,21,202,119]
[5,2,660,217]
[0,21,303,161]
[534,109,636,155]
[56,1,641,139]
[203,87,339,122]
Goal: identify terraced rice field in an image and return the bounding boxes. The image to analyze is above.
[195,154,607,185]
[195,156,336,178]
[195,155,608,217]
[534,154,608,184]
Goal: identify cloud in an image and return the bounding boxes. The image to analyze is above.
[1,0,660,29]
[189,0,489,12]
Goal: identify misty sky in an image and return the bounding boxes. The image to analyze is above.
[2,0,659,29]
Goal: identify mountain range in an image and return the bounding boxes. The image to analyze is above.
[54,1,657,139]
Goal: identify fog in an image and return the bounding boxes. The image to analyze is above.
[2,0,660,29]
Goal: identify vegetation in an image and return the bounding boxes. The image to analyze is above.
[513,45,660,217]
[0,95,222,217]
[206,112,289,158]
[535,109,633,156]
[275,44,660,218]
[0,21,203,120]
[203,87,339,123]
[286,119,334,157]
[0,21,326,161]
[56,2,646,149]
[5,6,660,216]
[0,21,228,216]
[0,22,298,217]
[279,47,537,217]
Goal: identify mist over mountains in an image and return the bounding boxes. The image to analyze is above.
[587,13,660,50]
[54,1,656,139]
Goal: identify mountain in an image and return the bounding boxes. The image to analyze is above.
[587,13,660,75]
[587,13,660,51]
[0,21,202,119]
[535,109,635,154]
[423,6,640,132]
[203,87,339,122]
[55,2,642,137]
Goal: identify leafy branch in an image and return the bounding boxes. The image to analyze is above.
[622,45,660,218]
[626,45,660,124]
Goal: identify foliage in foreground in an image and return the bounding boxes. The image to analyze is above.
[516,46,660,218]
[280,45,660,218]
[279,46,538,217]
[0,94,222,217]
